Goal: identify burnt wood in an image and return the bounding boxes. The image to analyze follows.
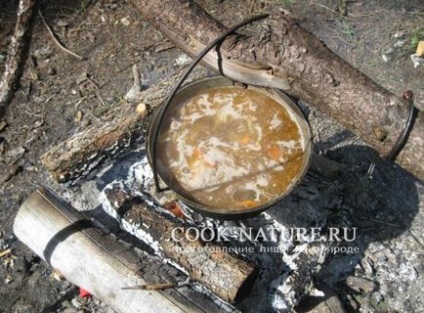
[103,186,259,304]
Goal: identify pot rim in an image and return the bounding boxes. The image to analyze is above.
[147,76,312,219]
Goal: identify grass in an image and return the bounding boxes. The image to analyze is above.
[280,0,294,6]
[260,0,294,7]
[409,27,424,52]
[341,19,356,39]
[311,1,357,40]
[79,0,97,11]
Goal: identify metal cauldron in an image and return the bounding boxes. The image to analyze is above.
[147,76,312,220]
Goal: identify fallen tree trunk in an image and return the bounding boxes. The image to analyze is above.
[130,0,424,181]
[40,67,208,183]
[13,187,237,313]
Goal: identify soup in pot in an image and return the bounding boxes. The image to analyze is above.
[156,87,307,211]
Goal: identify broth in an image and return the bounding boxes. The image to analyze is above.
[156,87,306,210]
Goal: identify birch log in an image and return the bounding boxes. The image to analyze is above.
[13,187,237,313]
[130,0,424,181]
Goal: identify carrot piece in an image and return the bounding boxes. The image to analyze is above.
[267,146,280,160]
[240,135,251,145]
[192,148,203,159]
[204,160,216,168]
[188,148,203,168]
[237,200,257,208]
[191,148,216,168]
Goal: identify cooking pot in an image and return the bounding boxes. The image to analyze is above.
[147,76,312,220]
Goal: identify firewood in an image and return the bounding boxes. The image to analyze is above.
[0,0,39,117]
[102,186,258,304]
[99,154,346,309]
[130,0,424,181]
[41,2,423,183]
[13,187,238,313]
[40,67,208,183]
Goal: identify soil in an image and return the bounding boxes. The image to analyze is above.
[0,0,423,312]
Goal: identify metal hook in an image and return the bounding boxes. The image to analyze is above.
[151,14,270,193]
[364,90,416,179]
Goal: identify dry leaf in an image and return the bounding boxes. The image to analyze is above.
[0,119,7,133]
[75,111,83,122]
[417,41,424,57]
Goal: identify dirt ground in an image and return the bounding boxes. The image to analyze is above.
[0,0,423,312]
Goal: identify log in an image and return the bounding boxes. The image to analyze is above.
[102,184,258,304]
[13,187,239,313]
[130,0,424,181]
[40,67,208,183]
[0,0,39,118]
[99,153,346,310]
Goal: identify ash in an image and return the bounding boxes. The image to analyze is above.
[52,102,424,313]
[91,145,341,312]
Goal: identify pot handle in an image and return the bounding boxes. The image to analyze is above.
[151,14,270,193]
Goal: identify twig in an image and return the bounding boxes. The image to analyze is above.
[0,248,12,258]
[319,35,357,48]
[359,217,401,228]
[124,64,142,102]
[408,229,424,249]
[251,0,257,13]
[122,277,191,291]
[407,11,424,16]
[1,164,22,184]
[86,76,100,90]
[122,282,176,291]
[95,90,107,107]
[310,2,338,15]
[132,64,141,94]
[38,10,83,60]
[73,96,87,108]
[349,9,385,18]
[154,41,176,53]
[0,119,7,132]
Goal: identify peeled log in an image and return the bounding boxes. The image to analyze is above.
[130,0,424,181]
[13,188,236,313]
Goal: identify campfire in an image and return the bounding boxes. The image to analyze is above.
[6,1,422,313]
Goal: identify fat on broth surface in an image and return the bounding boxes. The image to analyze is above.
[156,87,305,210]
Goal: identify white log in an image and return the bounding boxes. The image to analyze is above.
[13,187,212,313]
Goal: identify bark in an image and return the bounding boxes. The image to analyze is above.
[0,0,39,118]
[13,187,231,313]
[102,185,258,304]
[101,154,345,309]
[130,0,424,181]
